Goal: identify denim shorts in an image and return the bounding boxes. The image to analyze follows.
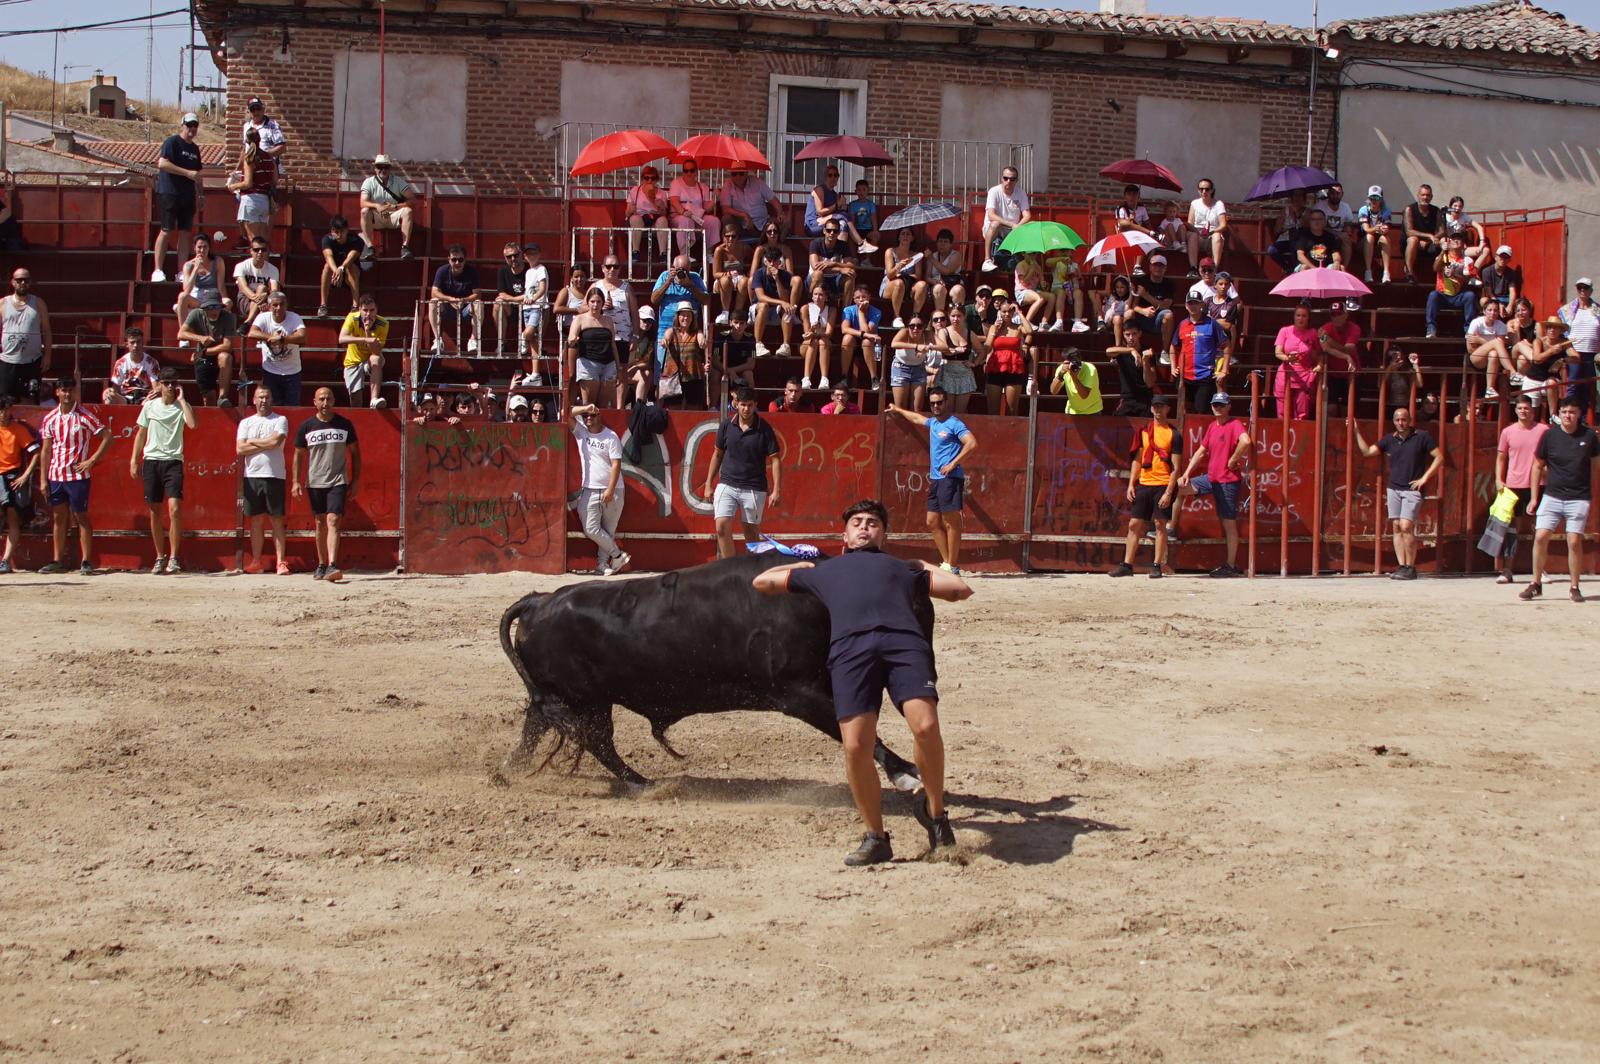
[1536,495,1590,533]
[890,361,926,388]
[1188,475,1246,520]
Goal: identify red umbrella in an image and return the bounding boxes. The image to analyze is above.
[1099,158,1183,194]
[569,130,678,177]
[674,133,770,171]
[793,134,893,167]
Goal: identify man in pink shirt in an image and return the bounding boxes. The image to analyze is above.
[1179,391,1253,576]
[1319,299,1363,418]
[1495,394,1547,584]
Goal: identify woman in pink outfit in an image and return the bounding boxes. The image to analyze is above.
[1273,302,1322,419]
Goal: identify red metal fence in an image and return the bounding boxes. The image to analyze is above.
[5,392,1592,576]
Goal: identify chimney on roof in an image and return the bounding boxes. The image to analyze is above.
[52,128,76,154]
[1100,0,1148,14]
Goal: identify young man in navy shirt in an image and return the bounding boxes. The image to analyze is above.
[887,386,978,573]
[754,499,973,866]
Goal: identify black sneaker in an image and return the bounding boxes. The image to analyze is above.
[1388,568,1405,580]
[39,561,69,574]
[912,792,957,850]
[1401,565,1419,581]
[844,832,893,867]
[1208,564,1231,578]
[1108,562,1134,578]
[1149,565,1164,579]
[78,561,93,576]
[313,564,328,580]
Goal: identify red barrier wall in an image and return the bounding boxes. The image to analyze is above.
[9,406,402,571]
[403,421,568,574]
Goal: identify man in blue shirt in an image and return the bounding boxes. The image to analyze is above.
[754,499,973,866]
[150,113,203,283]
[1171,294,1227,411]
[429,244,483,355]
[887,386,979,574]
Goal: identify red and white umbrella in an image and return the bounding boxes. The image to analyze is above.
[1084,230,1161,268]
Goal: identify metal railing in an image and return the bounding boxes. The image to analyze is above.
[555,122,1032,213]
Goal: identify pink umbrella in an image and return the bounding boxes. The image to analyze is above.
[1085,231,1161,267]
[1269,268,1373,300]
[1099,158,1183,194]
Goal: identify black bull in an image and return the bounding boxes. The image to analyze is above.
[498,553,930,788]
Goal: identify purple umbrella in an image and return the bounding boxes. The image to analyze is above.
[1246,166,1336,202]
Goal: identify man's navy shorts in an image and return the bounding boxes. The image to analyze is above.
[1188,474,1246,520]
[828,629,939,722]
[46,479,91,514]
[927,475,964,513]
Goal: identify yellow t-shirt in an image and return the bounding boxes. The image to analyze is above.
[341,311,390,368]
[1135,421,1180,487]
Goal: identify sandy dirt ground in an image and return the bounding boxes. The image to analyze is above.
[1,566,1597,1062]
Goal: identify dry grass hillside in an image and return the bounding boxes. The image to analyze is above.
[1,61,204,129]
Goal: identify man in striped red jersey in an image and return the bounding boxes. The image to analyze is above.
[38,377,110,575]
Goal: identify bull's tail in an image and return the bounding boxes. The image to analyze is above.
[499,593,582,777]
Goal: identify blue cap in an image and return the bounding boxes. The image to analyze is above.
[1210,391,1232,406]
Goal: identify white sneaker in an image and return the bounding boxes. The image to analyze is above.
[609,551,632,575]
[1382,271,1393,284]
[981,259,996,272]
[467,338,479,354]
[526,373,545,387]
[164,557,182,575]
[1047,320,1064,333]
[756,342,772,358]
[870,379,881,391]
[360,245,375,261]
[893,317,905,329]
[1484,387,1499,399]
[150,270,168,284]
[776,343,792,358]
[370,397,387,409]
[1364,269,1374,283]
[1508,373,1524,388]
[1158,350,1171,367]
[817,376,829,390]
[801,378,814,391]
[1071,319,1090,333]
[858,241,878,255]
[716,311,730,325]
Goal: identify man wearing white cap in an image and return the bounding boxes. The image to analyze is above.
[1481,246,1522,312]
[150,113,204,284]
[1357,186,1393,284]
[242,98,285,159]
[1558,278,1600,416]
[359,156,414,260]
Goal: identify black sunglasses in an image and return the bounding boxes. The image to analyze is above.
[603,263,621,269]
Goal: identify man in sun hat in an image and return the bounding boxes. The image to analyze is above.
[359,155,415,260]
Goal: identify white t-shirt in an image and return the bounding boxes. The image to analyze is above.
[596,281,631,342]
[986,183,1029,226]
[237,412,289,479]
[804,303,833,333]
[574,422,622,491]
[251,310,305,376]
[1189,197,1227,231]
[233,258,280,293]
[522,264,549,307]
[1316,197,1356,233]
[1187,279,1239,302]
[1468,316,1509,341]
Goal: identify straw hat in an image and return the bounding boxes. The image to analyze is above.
[1542,315,1569,332]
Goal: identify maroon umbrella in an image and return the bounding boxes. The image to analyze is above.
[1099,158,1183,193]
[794,134,894,167]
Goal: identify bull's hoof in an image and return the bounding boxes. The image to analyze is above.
[888,769,921,793]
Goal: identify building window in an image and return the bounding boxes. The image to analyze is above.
[768,75,867,193]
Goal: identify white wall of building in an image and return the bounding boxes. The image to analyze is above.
[1337,60,1600,299]
[332,53,468,163]
[1135,96,1263,205]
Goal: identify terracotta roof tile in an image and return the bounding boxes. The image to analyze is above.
[87,141,231,168]
[1329,2,1600,62]
[630,0,1315,47]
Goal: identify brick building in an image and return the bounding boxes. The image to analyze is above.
[195,0,1337,206]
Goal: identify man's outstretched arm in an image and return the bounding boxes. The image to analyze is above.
[752,561,815,595]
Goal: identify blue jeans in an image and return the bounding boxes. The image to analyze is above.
[1564,353,1596,415]
[263,369,302,406]
[1425,289,1477,334]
